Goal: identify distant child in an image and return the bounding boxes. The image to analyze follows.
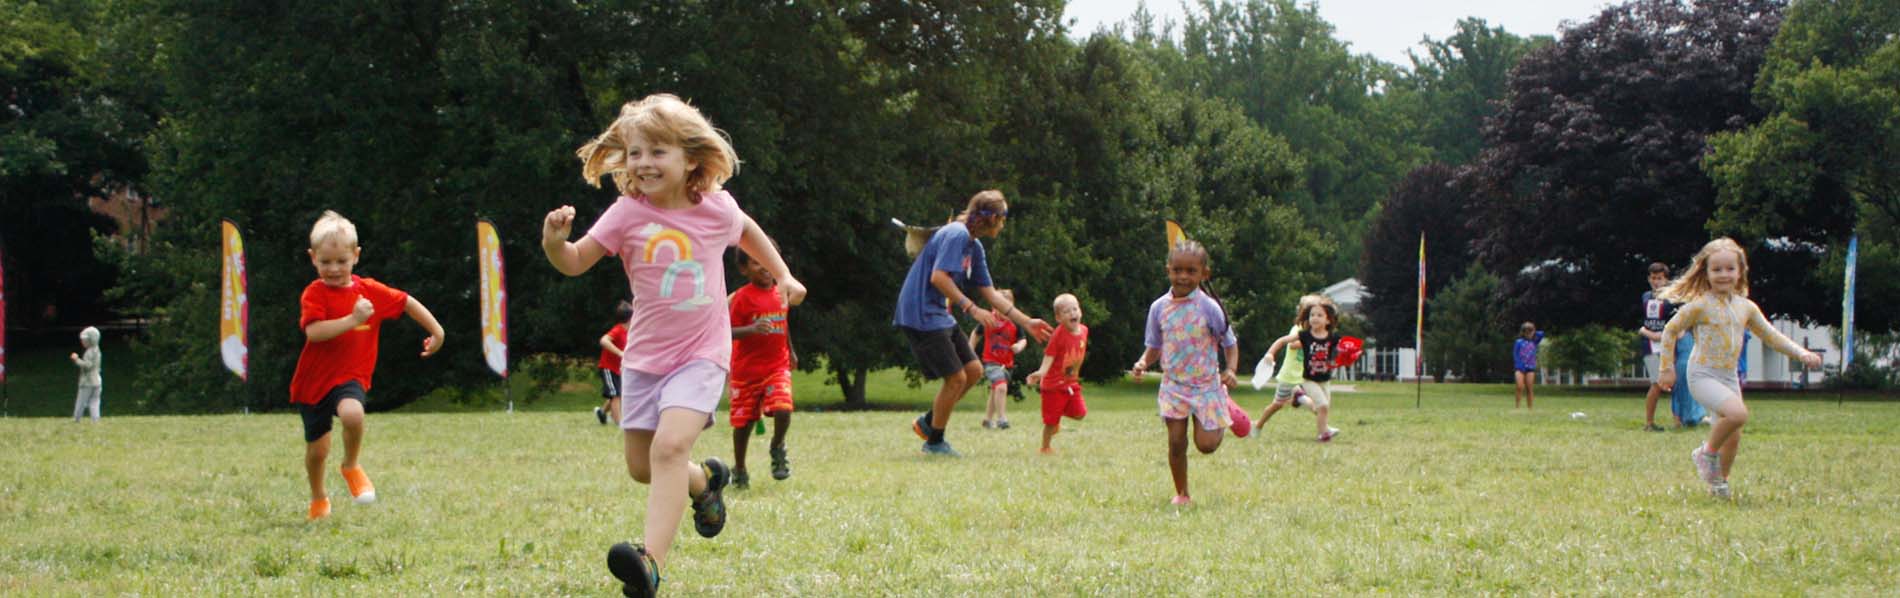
[970,289,1027,430]
[894,190,1054,457]
[1253,295,1325,431]
[729,246,798,489]
[1513,322,1545,409]
[1261,296,1344,443]
[1658,238,1822,500]
[1027,293,1088,454]
[289,211,446,520]
[543,93,804,596]
[1131,241,1244,506]
[597,300,633,425]
[1639,262,1675,431]
[69,326,102,422]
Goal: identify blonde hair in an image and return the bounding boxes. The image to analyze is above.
[309,210,358,248]
[1297,296,1339,333]
[1053,293,1078,311]
[1293,294,1326,329]
[577,94,738,197]
[1659,237,1750,303]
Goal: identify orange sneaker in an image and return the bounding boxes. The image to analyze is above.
[341,465,377,504]
[308,497,332,520]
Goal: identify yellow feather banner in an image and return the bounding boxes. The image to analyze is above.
[1165,220,1187,250]
[219,220,249,380]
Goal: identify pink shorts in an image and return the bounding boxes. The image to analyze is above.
[619,360,724,432]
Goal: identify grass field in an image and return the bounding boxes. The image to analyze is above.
[3,370,1898,595]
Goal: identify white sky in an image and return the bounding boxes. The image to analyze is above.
[1063,0,1617,67]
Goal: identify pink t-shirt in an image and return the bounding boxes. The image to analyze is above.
[586,191,745,375]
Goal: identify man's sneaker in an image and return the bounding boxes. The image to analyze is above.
[733,470,750,490]
[1227,399,1253,439]
[308,497,331,521]
[770,445,791,480]
[1710,480,1732,500]
[912,413,934,441]
[1645,423,1666,432]
[1691,447,1721,485]
[691,458,730,538]
[921,441,962,457]
[341,465,376,504]
[997,420,1011,430]
[607,542,660,598]
[596,407,609,425]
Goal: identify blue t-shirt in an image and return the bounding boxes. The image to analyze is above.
[1513,331,1545,372]
[893,222,992,332]
[1641,290,1676,354]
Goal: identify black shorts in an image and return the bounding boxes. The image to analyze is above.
[300,380,366,443]
[599,368,622,398]
[903,326,978,380]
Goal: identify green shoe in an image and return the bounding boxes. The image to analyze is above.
[607,542,659,598]
[691,458,730,538]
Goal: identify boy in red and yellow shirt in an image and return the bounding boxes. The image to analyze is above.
[290,211,445,520]
[728,250,797,489]
[1028,293,1088,454]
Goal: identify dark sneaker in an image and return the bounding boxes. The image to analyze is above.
[691,458,730,538]
[912,413,934,441]
[607,542,659,598]
[997,420,1011,430]
[596,407,609,425]
[733,470,750,490]
[1645,423,1666,432]
[770,445,791,480]
[921,441,962,457]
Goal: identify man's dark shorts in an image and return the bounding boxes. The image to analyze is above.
[903,327,978,380]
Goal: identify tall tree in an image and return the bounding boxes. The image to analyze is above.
[1358,164,1479,345]
[1703,0,1900,331]
[1,0,156,328]
[1397,18,1550,166]
[1464,0,1786,330]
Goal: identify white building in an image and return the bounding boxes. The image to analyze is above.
[1317,278,1839,387]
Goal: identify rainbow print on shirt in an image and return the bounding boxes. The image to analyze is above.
[640,223,714,311]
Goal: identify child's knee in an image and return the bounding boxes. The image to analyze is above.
[1194,436,1220,454]
[625,459,652,484]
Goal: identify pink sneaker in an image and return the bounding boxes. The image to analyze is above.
[1171,495,1191,506]
[1227,399,1253,438]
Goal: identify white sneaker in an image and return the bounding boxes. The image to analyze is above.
[1691,447,1721,485]
[1710,480,1732,500]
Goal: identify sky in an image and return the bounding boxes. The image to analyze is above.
[1062,0,1616,67]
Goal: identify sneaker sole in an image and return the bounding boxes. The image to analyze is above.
[353,492,377,505]
[606,543,656,598]
[693,458,731,538]
[912,415,931,441]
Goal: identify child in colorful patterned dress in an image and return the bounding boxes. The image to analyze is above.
[1130,241,1245,506]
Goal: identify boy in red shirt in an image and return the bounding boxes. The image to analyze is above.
[728,249,797,489]
[596,300,632,425]
[970,289,1026,430]
[1027,293,1087,454]
[290,211,445,520]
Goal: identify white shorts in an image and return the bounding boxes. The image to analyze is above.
[1686,364,1741,413]
[1644,354,1662,383]
[620,360,724,432]
[1298,381,1332,409]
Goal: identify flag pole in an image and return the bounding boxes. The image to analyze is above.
[1416,232,1426,409]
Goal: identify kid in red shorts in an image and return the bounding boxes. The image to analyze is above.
[1027,294,1088,454]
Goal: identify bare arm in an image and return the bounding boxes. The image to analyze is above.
[1222,343,1240,389]
[599,333,625,357]
[541,206,609,276]
[404,296,446,357]
[1657,303,1697,390]
[1744,301,1821,367]
[1131,347,1162,380]
[1027,354,1056,387]
[737,214,805,305]
[305,297,373,343]
[976,286,1054,342]
[1262,333,1299,366]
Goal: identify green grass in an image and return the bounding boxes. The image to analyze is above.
[3,374,1898,595]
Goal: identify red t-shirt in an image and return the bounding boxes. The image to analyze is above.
[980,315,1020,368]
[288,276,408,405]
[729,283,789,380]
[1041,323,1088,390]
[598,323,628,371]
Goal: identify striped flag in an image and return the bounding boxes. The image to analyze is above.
[478,220,509,378]
[1843,235,1858,370]
[1416,234,1426,376]
[219,220,249,380]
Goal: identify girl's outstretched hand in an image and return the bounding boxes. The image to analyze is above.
[1025,319,1056,342]
[1798,350,1823,369]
